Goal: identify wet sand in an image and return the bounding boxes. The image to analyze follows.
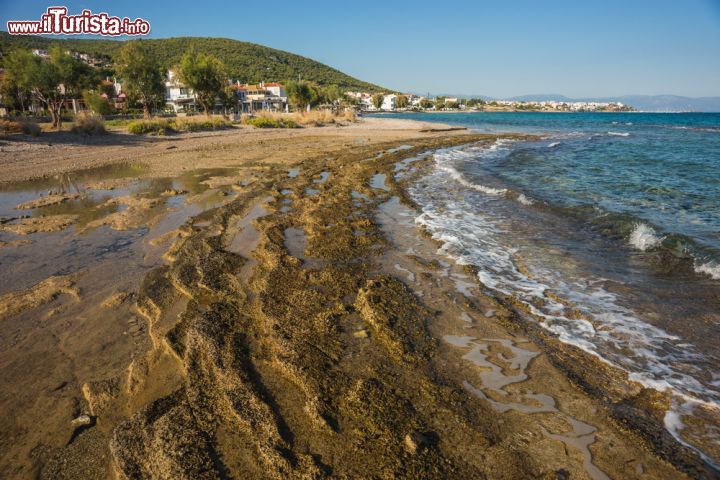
[0,119,713,479]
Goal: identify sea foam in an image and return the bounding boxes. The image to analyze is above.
[695,260,720,280]
[628,223,662,251]
[438,165,507,195]
[517,193,534,205]
[435,142,510,196]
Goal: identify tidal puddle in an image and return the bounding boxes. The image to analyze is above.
[313,172,330,184]
[542,419,610,480]
[284,226,324,268]
[376,145,412,159]
[227,197,271,279]
[284,227,307,258]
[370,173,390,192]
[387,144,413,154]
[448,334,609,480]
[394,152,431,174]
[351,190,369,202]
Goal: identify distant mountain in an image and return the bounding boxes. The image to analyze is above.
[426,93,495,101]
[507,94,575,102]
[507,94,720,112]
[415,92,719,112]
[0,32,385,92]
[610,95,720,113]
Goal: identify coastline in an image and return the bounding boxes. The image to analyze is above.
[0,118,712,478]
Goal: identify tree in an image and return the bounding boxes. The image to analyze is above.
[218,84,237,118]
[116,41,166,119]
[322,84,345,106]
[446,101,460,109]
[1,49,35,113]
[82,90,113,115]
[285,80,318,111]
[419,98,433,109]
[395,95,409,109]
[7,47,91,128]
[372,93,385,110]
[433,97,446,110]
[178,50,227,116]
[466,97,485,107]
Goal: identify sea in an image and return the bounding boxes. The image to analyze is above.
[375,111,720,466]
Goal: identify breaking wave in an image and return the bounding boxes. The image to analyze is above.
[628,223,662,251]
[438,164,507,195]
[695,260,720,280]
[516,193,535,206]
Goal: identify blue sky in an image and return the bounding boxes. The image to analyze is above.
[2,0,719,97]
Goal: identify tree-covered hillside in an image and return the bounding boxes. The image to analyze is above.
[0,32,385,92]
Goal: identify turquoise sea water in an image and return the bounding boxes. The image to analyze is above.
[377,112,720,465]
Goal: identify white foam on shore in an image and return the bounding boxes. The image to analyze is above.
[628,223,662,251]
[663,398,720,470]
[434,141,510,196]
[438,164,507,195]
[695,260,720,280]
[517,193,534,206]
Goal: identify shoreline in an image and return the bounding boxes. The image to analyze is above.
[0,118,713,478]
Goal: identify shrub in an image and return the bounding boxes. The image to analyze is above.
[244,110,356,128]
[0,118,41,136]
[174,117,232,132]
[296,109,356,126]
[104,119,133,129]
[243,116,299,129]
[71,112,107,135]
[82,90,113,115]
[127,118,175,135]
[126,117,233,135]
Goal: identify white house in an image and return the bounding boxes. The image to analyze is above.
[411,96,427,107]
[233,82,288,113]
[381,94,397,111]
[346,92,374,111]
[262,82,287,99]
[165,70,196,113]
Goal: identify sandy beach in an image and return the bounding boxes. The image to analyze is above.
[0,117,712,479]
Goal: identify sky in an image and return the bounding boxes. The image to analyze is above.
[2,0,720,98]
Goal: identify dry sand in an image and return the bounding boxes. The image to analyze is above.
[0,118,712,479]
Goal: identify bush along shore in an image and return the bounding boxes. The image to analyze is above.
[126,117,233,135]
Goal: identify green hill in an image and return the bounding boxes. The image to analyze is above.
[0,32,384,92]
